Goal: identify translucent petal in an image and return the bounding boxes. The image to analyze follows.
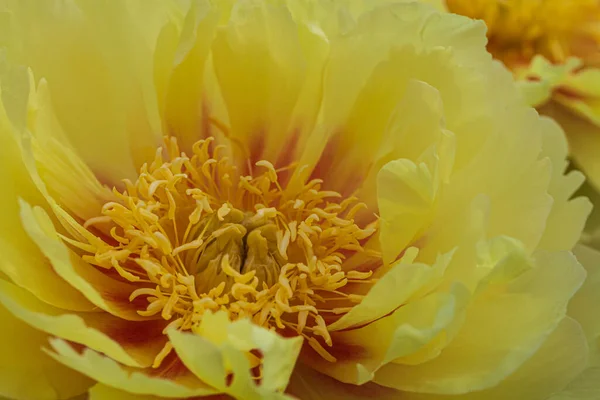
[168,311,302,399]
[46,338,218,399]
[327,250,454,332]
[0,68,94,312]
[304,283,469,385]
[374,247,585,394]
[286,363,402,400]
[540,100,600,192]
[0,279,167,369]
[0,299,94,400]
[4,0,168,183]
[89,384,161,400]
[536,116,591,251]
[19,200,151,321]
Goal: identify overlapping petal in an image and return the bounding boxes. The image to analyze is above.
[0,1,596,399]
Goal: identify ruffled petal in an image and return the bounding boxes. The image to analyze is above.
[158,1,221,153]
[401,317,589,400]
[303,283,469,385]
[286,363,402,400]
[540,100,600,191]
[536,116,591,251]
[89,384,160,400]
[0,299,94,400]
[45,338,217,399]
[211,0,307,169]
[327,250,454,332]
[568,245,600,343]
[19,200,152,321]
[0,64,95,312]
[4,0,169,183]
[374,245,585,395]
[0,279,167,369]
[168,311,302,399]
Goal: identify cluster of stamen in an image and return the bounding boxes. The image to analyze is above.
[446,0,600,68]
[66,137,379,368]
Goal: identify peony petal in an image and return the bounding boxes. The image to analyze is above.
[568,245,600,344]
[45,338,218,399]
[377,159,438,264]
[536,116,591,251]
[0,68,95,312]
[286,362,402,400]
[549,364,600,400]
[211,0,307,168]
[89,384,162,400]
[160,1,222,153]
[24,77,116,221]
[556,65,600,126]
[168,311,302,399]
[398,317,589,400]
[0,299,94,400]
[89,383,233,400]
[374,247,585,394]
[19,200,151,321]
[327,250,454,332]
[304,283,469,385]
[376,115,455,264]
[513,56,579,108]
[441,105,551,252]
[0,279,167,369]
[539,100,600,191]
[4,0,168,183]
[287,1,439,190]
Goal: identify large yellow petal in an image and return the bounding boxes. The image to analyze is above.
[0,299,94,400]
[400,317,589,400]
[376,122,455,264]
[536,116,591,251]
[569,245,600,344]
[539,100,600,191]
[19,200,151,321]
[286,363,402,400]
[168,311,302,400]
[211,0,307,169]
[454,316,589,400]
[549,364,600,400]
[159,1,222,153]
[4,0,168,183]
[440,105,551,252]
[287,1,440,190]
[304,283,469,385]
[0,65,94,312]
[374,247,585,395]
[0,279,166,369]
[45,338,217,399]
[327,250,454,332]
[24,77,116,221]
[89,384,161,400]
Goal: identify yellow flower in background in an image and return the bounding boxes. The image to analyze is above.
[444,0,600,191]
[0,0,599,399]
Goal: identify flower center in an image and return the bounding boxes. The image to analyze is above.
[446,0,600,68]
[75,137,379,367]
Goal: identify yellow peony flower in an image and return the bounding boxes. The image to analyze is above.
[444,0,600,192]
[0,0,598,399]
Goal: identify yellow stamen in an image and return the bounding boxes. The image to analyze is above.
[446,0,600,68]
[63,136,380,368]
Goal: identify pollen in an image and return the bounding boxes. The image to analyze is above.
[446,0,600,68]
[66,136,379,369]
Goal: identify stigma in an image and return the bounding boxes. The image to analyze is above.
[69,137,380,368]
